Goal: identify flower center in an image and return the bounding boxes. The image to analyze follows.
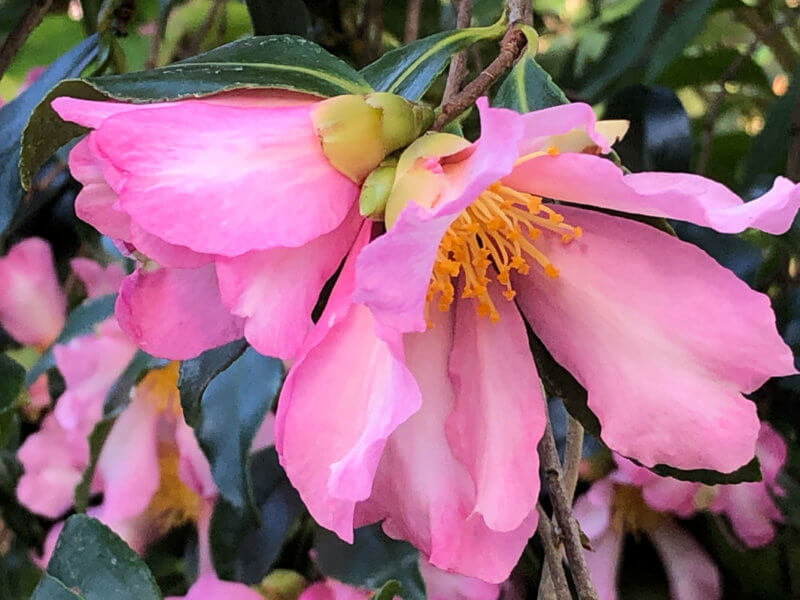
[139,362,183,416]
[426,182,581,325]
[143,442,202,533]
[610,484,663,535]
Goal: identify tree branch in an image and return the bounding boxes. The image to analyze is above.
[563,415,584,504]
[736,6,796,74]
[539,416,599,600]
[0,0,54,81]
[536,505,572,600]
[442,0,474,104]
[403,0,422,44]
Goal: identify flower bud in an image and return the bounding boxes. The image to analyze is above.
[311,93,434,183]
[358,158,398,221]
[257,569,307,600]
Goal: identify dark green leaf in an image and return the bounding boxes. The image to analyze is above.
[25,294,116,386]
[104,350,168,416]
[657,48,770,89]
[187,347,283,513]
[211,448,305,583]
[579,0,662,99]
[374,580,402,600]
[0,35,98,238]
[21,35,372,189]
[0,355,24,414]
[648,456,762,485]
[315,525,425,600]
[644,0,714,84]
[360,20,505,100]
[244,0,311,36]
[31,515,160,600]
[494,51,568,112]
[73,417,116,513]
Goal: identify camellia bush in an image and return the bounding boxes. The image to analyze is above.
[0,0,798,598]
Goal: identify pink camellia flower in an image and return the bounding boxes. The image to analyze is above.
[52,90,430,360]
[573,473,721,600]
[166,574,264,600]
[0,237,66,348]
[276,99,799,582]
[615,422,788,548]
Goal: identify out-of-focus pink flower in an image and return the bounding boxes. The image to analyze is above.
[277,99,798,582]
[419,556,500,600]
[166,574,264,600]
[616,423,788,548]
[0,238,66,348]
[52,89,429,361]
[299,580,371,600]
[70,257,126,298]
[574,477,721,600]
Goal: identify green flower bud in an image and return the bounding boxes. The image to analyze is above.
[359,158,398,221]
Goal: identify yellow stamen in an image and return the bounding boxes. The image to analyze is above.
[142,442,202,534]
[427,183,580,323]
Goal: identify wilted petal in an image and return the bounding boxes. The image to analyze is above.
[115,265,245,360]
[216,208,361,360]
[0,238,66,346]
[514,207,794,473]
[648,521,721,600]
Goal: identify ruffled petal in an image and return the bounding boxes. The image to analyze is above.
[514,207,794,473]
[277,223,421,541]
[355,99,524,333]
[505,153,800,234]
[448,286,545,532]
[0,238,66,347]
[90,102,358,255]
[648,521,721,600]
[216,208,361,360]
[353,307,537,583]
[115,265,245,360]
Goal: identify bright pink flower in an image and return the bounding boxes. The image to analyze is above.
[165,574,263,600]
[574,477,721,600]
[0,238,66,347]
[52,90,373,360]
[277,99,798,582]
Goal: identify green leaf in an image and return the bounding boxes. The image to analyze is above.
[0,355,24,414]
[244,0,311,36]
[182,347,283,514]
[374,580,402,600]
[494,51,568,112]
[644,0,714,84]
[73,417,116,513]
[31,515,161,600]
[0,35,98,239]
[20,35,372,190]
[25,294,116,386]
[360,19,506,100]
[656,48,770,89]
[315,525,425,600]
[104,350,168,416]
[210,448,305,583]
[579,0,662,99]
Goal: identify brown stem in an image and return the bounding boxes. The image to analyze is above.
[442,0,474,104]
[433,27,527,130]
[563,415,584,504]
[0,0,53,81]
[536,504,572,600]
[539,417,599,600]
[360,0,383,65]
[403,0,422,44]
[507,0,533,25]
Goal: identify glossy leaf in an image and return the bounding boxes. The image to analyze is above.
[494,50,568,112]
[0,35,98,238]
[20,35,372,189]
[360,19,506,100]
[644,0,714,84]
[30,515,160,600]
[210,448,304,583]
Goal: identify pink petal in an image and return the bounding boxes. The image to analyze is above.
[355,99,524,333]
[166,573,264,600]
[70,258,126,298]
[572,478,614,540]
[419,556,501,600]
[129,222,214,269]
[613,457,700,518]
[90,101,358,255]
[648,521,721,600]
[175,419,216,500]
[53,319,138,430]
[0,238,66,346]
[517,102,617,155]
[96,393,161,522]
[277,223,422,541]
[448,287,545,532]
[505,153,800,234]
[216,208,361,360]
[251,412,275,452]
[26,374,51,410]
[513,207,794,473]
[354,308,537,583]
[755,422,787,486]
[115,265,245,360]
[298,581,372,600]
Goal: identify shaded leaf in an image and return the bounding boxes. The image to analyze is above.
[360,20,506,100]
[244,0,311,36]
[644,0,714,84]
[648,456,762,485]
[103,350,168,416]
[30,515,160,600]
[21,35,372,189]
[0,35,98,238]
[374,580,402,600]
[657,48,770,89]
[73,418,115,513]
[0,355,24,414]
[494,50,568,112]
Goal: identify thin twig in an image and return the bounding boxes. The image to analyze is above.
[0,0,53,81]
[539,417,599,600]
[536,505,572,600]
[442,0,474,104]
[145,18,165,69]
[433,26,527,130]
[563,415,584,504]
[360,0,383,65]
[736,6,796,73]
[403,0,422,43]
